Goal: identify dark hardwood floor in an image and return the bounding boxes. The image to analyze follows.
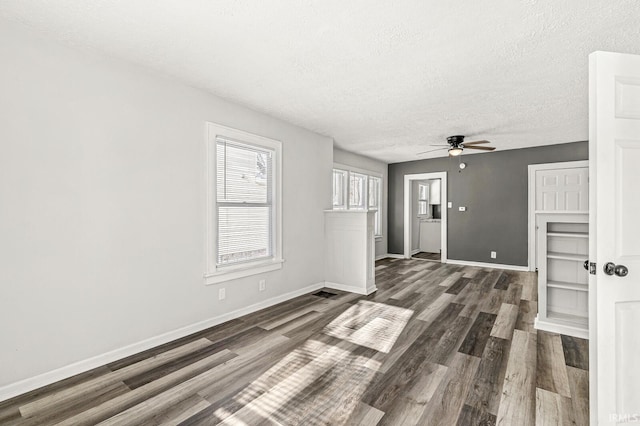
[412,252,441,261]
[0,258,588,425]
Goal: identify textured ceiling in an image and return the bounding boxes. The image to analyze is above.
[1,1,640,163]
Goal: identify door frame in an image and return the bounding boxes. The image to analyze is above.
[403,172,447,261]
[527,160,590,271]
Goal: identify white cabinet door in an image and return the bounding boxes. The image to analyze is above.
[429,180,441,205]
[535,167,588,212]
[590,51,640,424]
[419,222,441,253]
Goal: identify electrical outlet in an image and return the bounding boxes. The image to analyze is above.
[448,202,453,208]
[218,288,226,300]
[491,251,497,259]
[259,279,266,292]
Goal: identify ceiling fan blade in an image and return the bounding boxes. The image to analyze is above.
[463,140,491,145]
[464,146,496,151]
[416,147,448,155]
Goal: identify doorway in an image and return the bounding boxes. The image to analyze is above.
[403,172,448,262]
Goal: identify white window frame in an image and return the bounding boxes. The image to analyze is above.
[332,168,348,210]
[333,163,383,239]
[368,176,383,237]
[205,122,283,285]
[418,183,429,216]
[348,171,368,210]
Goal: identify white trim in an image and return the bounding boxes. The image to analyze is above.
[446,259,529,272]
[411,248,421,255]
[205,122,283,284]
[534,315,589,339]
[324,281,377,295]
[0,281,325,403]
[204,258,284,285]
[377,253,405,260]
[527,160,589,272]
[403,172,447,263]
[333,162,382,179]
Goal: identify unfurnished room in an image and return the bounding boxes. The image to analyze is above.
[0,2,639,425]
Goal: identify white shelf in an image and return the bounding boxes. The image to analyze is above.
[547,251,588,262]
[535,210,589,215]
[536,212,590,339]
[548,280,588,292]
[547,231,589,239]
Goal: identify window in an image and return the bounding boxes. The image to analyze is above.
[216,139,272,265]
[349,172,367,210]
[332,169,348,209]
[368,176,382,236]
[418,183,429,215]
[332,166,383,238]
[206,123,282,284]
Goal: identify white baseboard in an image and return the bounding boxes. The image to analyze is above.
[0,281,325,403]
[377,253,405,260]
[534,315,589,339]
[446,259,529,272]
[411,248,420,255]
[324,281,377,295]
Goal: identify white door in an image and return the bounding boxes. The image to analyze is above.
[529,162,589,270]
[590,51,640,424]
[536,167,589,212]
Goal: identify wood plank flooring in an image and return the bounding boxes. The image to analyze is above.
[412,252,441,261]
[0,258,589,425]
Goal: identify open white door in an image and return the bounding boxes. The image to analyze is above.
[590,51,640,424]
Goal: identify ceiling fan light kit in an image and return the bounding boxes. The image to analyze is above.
[416,135,496,157]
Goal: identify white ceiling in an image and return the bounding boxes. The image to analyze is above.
[2,1,639,163]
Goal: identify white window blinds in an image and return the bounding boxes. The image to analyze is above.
[216,137,274,266]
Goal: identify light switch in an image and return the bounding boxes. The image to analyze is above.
[448,202,453,208]
[459,206,467,212]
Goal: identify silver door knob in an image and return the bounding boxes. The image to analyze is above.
[615,264,629,277]
[604,262,629,277]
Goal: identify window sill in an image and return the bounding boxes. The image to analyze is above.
[204,258,284,285]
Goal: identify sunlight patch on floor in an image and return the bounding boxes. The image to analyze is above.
[323,300,414,353]
[213,301,413,424]
[215,339,377,425]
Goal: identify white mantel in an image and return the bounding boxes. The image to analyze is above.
[324,210,376,295]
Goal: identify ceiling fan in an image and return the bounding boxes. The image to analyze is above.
[417,135,496,157]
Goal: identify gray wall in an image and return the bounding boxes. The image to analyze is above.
[388,141,588,266]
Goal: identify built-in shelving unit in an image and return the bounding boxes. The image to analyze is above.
[535,213,589,338]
